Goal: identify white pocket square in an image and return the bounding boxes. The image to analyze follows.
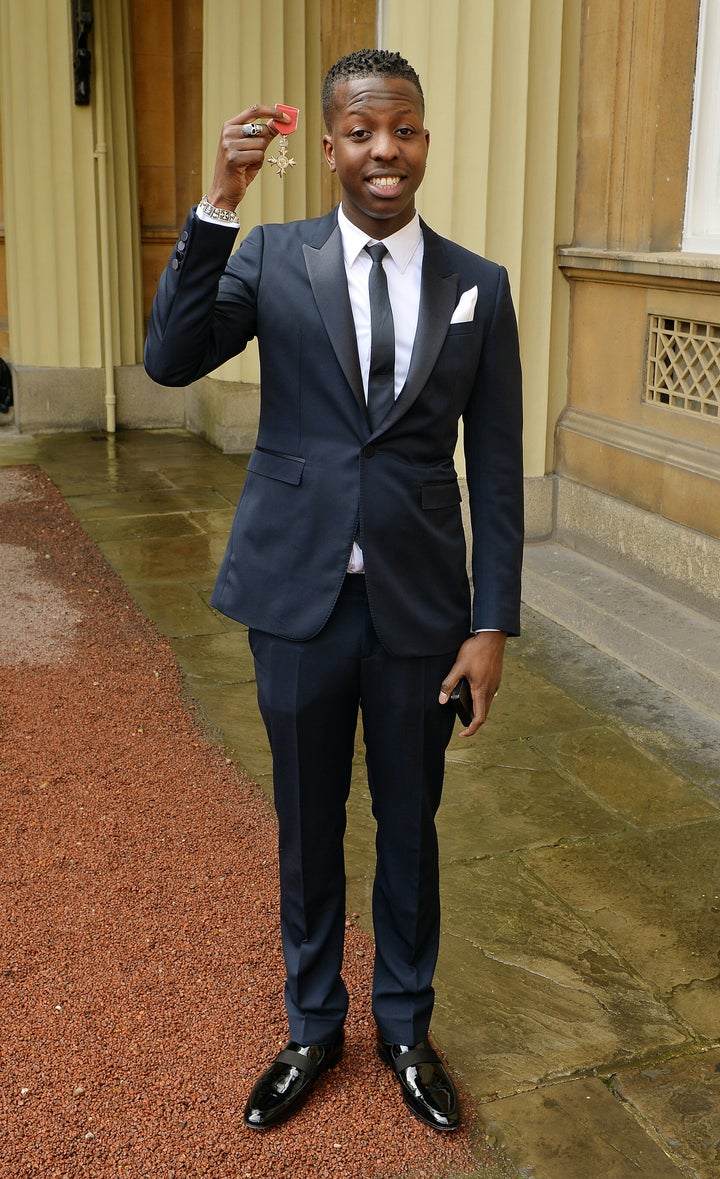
[450,285,478,324]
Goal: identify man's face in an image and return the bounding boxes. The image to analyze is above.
[322,76,429,238]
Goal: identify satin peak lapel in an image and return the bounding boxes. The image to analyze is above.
[303,228,368,422]
[375,232,459,435]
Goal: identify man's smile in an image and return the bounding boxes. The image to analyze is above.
[367,175,404,193]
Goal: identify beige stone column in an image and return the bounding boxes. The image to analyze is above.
[383,0,580,490]
[0,0,99,369]
[202,0,322,384]
[0,0,142,428]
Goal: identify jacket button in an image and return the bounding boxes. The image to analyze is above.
[181,230,189,242]
[176,239,186,253]
[171,258,180,270]
[363,444,376,458]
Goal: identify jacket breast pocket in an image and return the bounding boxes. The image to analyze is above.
[421,480,462,510]
[247,447,305,485]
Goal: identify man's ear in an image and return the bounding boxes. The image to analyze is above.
[322,135,336,172]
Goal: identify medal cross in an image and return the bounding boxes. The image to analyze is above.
[268,135,296,178]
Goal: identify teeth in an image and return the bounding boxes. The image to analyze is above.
[370,176,401,188]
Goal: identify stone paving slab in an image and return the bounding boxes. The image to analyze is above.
[453,660,598,740]
[432,857,687,1098]
[172,628,254,685]
[82,511,207,542]
[99,532,231,582]
[669,977,720,1043]
[184,507,238,535]
[613,1047,720,1179]
[525,820,720,1034]
[530,725,720,828]
[189,680,275,780]
[64,486,234,518]
[133,452,245,480]
[480,1077,687,1179]
[52,470,173,496]
[440,737,624,858]
[126,581,227,638]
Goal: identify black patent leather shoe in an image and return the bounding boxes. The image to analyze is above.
[243,1034,344,1129]
[377,1037,460,1131]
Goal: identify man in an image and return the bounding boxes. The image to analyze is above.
[145,49,523,1134]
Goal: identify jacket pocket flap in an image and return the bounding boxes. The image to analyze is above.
[421,480,461,510]
[248,448,305,486]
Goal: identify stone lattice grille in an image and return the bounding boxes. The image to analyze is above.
[645,315,720,420]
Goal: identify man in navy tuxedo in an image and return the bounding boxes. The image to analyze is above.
[145,49,523,1133]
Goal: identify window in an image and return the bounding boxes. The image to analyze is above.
[684,0,720,253]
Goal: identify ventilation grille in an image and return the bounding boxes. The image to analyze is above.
[646,316,720,421]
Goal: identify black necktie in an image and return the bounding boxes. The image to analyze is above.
[365,242,395,430]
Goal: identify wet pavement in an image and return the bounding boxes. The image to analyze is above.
[2,427,720,1179]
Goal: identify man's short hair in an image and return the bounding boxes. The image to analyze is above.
[322,49,424,128]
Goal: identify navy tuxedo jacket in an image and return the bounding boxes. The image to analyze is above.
[145,207,523,657]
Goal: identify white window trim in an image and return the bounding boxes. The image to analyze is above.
[684,0,720,253]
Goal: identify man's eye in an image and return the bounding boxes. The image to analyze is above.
[350,129,370,140]
[397,127,415,137]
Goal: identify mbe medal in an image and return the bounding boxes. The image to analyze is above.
[268,104,300,179]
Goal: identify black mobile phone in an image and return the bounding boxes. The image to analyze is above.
[449,677,474,726]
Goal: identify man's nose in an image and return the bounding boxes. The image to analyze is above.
[370,132,399,159]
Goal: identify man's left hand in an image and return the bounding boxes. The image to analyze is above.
[439,631,507,737]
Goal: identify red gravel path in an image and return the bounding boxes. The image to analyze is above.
[0,467,487,1178]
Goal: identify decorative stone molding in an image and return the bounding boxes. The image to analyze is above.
[558,247,720,291]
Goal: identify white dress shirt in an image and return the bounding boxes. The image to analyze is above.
[337,205,423,400]
[337,206,424,572]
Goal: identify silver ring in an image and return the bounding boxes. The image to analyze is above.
[241,122,263,137]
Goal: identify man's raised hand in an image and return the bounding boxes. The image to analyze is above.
[207,105,291,210]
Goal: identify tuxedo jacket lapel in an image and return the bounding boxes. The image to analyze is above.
[303,222,369,425]
[303,215,459,436]
[373,223,459,436]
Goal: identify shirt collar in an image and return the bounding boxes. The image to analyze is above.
[337,204,422,274]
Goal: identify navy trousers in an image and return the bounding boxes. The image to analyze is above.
[249,574,457,1046]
